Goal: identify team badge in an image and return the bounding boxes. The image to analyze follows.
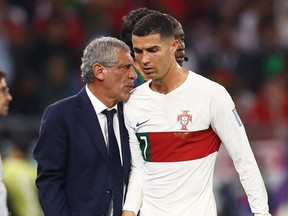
[177,110,192,130]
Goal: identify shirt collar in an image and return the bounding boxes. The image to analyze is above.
[85,85,118,114]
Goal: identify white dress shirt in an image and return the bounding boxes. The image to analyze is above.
[86,85,125,216]
[0,155,9,216]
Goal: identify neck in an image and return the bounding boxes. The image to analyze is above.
[150,65,188,94]
[87,83,117,108]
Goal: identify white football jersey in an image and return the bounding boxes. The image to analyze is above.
[123,71,271,216]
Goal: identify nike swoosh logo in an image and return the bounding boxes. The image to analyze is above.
[136,119,150,127]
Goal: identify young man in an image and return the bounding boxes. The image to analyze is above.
[120,8,187,87]
[0,70,12,216]
[33,36,137,216]
[122,13,271,216]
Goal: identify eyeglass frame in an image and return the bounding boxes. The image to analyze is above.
[0,86,10,95]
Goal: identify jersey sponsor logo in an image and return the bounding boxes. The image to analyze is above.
[136,119,150,127]
[232,108,242,127]
[136,127,221,162]
[177,110,192,130]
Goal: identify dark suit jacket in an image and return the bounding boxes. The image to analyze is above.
[33,88,131,216]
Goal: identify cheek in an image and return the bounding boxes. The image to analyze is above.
[117,73,126,84]
[115,83,130,102]
[135,55,143,65]
[158,53,172,67]
[112,74,126,89]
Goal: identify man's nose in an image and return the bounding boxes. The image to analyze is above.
[129,67,137,80]
[141,52,151,65]
[178,39,185,49]
[7,92,12,101]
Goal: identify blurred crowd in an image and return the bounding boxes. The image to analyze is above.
[0,0,287,215]
[0,0,286,139]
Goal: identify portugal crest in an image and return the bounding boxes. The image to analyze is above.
[177,110,192,130]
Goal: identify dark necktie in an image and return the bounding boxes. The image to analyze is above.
[102,109,124,216]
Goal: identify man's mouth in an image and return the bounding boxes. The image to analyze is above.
[143,67,154,74]
[125,81,135,89]
[176,56,185,61]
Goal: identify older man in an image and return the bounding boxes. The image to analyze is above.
[33,36,137,216]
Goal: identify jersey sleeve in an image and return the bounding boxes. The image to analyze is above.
[122,103,144,214]
[210,86,271,216]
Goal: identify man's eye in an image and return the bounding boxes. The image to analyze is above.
[133,49,142,54]
[148,48,158,53]
[120,65,132,71]
[124,65,131,70]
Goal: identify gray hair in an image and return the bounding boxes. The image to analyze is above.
[81,36,131,83]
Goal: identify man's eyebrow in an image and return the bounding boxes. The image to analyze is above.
[114,61,133,69]
[119,63,133,67]
[134,45,159,51]
[146,45,159,50]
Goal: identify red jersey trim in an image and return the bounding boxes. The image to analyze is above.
[137,127,221,162]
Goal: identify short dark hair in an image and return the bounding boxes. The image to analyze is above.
[166,14,181,30]
[120,7,155,57]
[132,12,175,40]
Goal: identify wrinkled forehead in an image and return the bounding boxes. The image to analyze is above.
[117,49,134,64]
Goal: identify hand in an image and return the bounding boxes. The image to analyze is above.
[122,210,136,216]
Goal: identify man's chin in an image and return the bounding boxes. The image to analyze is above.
[121,93,131,102]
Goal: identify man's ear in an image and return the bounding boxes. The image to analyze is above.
[171,39,179,53]
[93,63,105,81]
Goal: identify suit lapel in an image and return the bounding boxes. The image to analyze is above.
[76,88,109,163]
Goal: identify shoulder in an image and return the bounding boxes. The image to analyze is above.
[130,80,150,96]
[188,71,228,97]
[43,88,86,118]
[189,71,223,88]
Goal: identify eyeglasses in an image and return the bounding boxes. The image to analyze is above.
[0,86,10,95]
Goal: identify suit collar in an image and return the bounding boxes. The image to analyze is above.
[76,88,130,181]
[76,88,109,163]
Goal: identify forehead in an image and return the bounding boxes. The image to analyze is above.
[132,34,164,49]
[174,25,184,38]
[117,49,133,63]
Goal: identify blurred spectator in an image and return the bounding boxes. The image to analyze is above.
[9,70,41,115]
[39,53,82,111]
[3,131,43,216]
[274,0,288,49]
[32,0,86,55]
[0,0,27,84]
[79,0,137,38]
[247,75,288,140]
[0,70,12,216]
[0,1,286,215]
[196,21,240,93]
